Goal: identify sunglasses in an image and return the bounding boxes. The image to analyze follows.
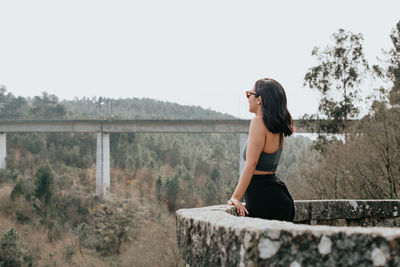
[245,91,259,99]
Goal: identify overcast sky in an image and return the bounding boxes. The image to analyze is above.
[0,1,399,119]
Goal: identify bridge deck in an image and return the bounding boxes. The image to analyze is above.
[0,119,312,133]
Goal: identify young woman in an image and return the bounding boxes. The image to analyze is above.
[228,78,295,221]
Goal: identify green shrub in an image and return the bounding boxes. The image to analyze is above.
[63,242,76,263]
[34,165,54,205]
[15,210,29,224]
[162,176,180,211]
[0,169,19,184]
[55,175,72,191]
[91,199,142,256]
[73,223,89,256]
[10,179,26,201]
[0,228,35,267]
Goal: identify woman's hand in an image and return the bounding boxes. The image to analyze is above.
[228,197,249,217]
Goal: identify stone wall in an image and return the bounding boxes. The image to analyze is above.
[295,200,400,227]
[176,200,400,266]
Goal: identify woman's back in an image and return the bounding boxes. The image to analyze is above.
[252,116,284,153]
[247,117,284,174]
[263,130,283,153]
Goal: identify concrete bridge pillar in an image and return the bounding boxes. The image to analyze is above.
[96,132,110,197]
[239,133,248,175]
[0,133,5,169]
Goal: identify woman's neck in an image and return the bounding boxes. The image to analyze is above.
[254,107,263,117]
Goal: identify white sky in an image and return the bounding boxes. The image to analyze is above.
[0,1,399,119]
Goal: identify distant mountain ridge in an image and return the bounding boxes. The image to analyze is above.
[62,97,237,120]
[0,87,236,120]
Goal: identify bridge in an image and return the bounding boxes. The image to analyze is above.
[0,119,310,197]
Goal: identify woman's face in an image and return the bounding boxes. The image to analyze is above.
[247,88,260,114]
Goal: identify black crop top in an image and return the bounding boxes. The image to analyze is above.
[243,133,283,172]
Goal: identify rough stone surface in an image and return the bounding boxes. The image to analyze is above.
[317,235,332,255]
[289,261,301,267]
[258,238,280,259]
[294,200,400,227]
[371,247,386,266]
[176,200,400,267]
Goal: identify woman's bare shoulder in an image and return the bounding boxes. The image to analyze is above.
[250,117,267,133]
[251,116,264,124]
[251,116,267,127]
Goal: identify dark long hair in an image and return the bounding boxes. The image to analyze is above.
[254,78,294,137]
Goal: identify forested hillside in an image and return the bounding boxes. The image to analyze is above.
[63,97,236,119]
[0,88,311,266]
[4,18,398,265]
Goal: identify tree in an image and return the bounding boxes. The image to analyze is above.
[163,176,180,211]
[366,20,400,198]
[210,168,221,183]
[205,180,218,205]
[360,100,399,198]
[0,229,34,266]
[387,21,400,105]
[293,22,400,199]
[155,176,163,200]
[34,165,54,205]
[31,92,66,119]
[374,21,400,106]
[0,86,29,119]
[304,29,369,143]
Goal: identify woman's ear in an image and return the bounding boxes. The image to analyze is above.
[257,96,262,105]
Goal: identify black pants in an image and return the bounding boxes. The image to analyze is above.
[244,174,295,222]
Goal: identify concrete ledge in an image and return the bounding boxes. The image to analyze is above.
[294,199,400,227]
[176,200,400,266]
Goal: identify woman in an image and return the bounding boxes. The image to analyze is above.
[228,78,295,221]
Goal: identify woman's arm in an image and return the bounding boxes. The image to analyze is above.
[229,117,265,216]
